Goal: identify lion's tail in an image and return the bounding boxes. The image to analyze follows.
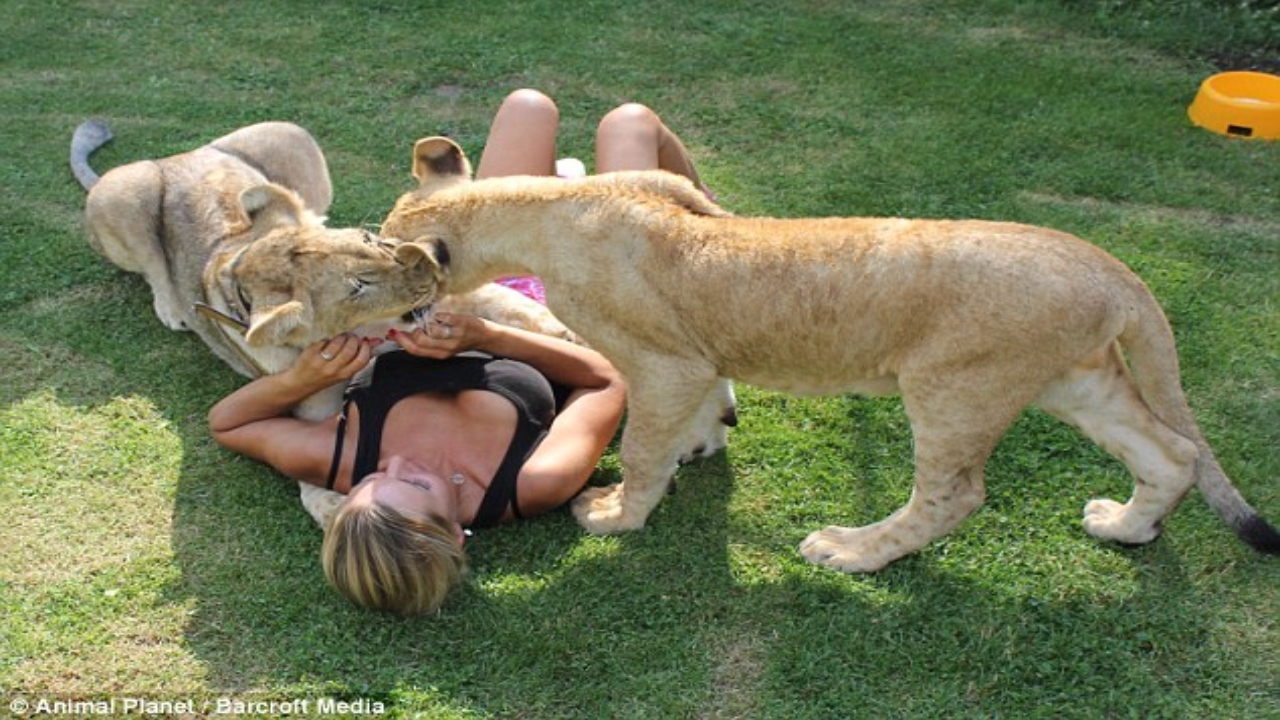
[70,119,114,190]
[1120,280,1280,554]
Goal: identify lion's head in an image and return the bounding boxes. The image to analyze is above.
[209,184,443,348]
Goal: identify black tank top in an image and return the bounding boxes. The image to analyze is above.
[325,351,569,529]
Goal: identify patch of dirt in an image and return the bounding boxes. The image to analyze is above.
[1205,48,1280,74]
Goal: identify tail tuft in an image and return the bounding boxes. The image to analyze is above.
[1237,514,1280,554]
[70,119,114,190]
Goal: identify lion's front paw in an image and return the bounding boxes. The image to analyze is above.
[571,484,648,535]
[155,301,190,331]
[799,526,897,573]
[1082,498,1161,545]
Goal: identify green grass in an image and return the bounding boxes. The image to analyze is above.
[2,1,1277,717]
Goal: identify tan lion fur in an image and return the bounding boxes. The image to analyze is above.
[71,120,449,525]
[72,120,442,382]
[380,136,1279,572]
[71,122,579,528]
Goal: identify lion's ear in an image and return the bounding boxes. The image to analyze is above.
[244,298,311,347]
[239,184,307,233]
[411,137,472,183]
[395,238,449,276]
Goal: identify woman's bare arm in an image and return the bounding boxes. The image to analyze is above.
[208,334,375,481]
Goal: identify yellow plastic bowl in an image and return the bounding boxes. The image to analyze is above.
[1188,71,1280,139]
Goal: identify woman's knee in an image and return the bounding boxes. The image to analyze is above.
[479,89,560,178]
[497,88,560,125]
[598,102,662,141]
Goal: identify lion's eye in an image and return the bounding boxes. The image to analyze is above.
[348,277,373,297]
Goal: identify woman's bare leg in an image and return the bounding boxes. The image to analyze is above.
[595,103,709,194]
[476,89,560,180]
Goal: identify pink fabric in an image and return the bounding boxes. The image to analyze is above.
[494,275,546,305]
[489,171,713,307]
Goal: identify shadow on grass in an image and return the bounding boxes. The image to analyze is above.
[757,543,1228,716]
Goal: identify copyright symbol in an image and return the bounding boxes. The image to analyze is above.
[10,697,30,714]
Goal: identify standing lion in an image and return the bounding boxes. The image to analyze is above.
[381,136,1278,573]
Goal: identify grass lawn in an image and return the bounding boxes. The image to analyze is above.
[1,1,1276,717]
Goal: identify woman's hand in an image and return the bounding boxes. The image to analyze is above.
[389,313,490,359]
[292,333,377,385]
[392,311,622,393]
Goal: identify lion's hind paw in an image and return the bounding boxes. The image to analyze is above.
[1082,498,1161,545]
[799,526,894,574]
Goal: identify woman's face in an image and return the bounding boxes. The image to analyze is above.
[347,455,465,545]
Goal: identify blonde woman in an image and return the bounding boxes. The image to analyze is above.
[208,89,710,614]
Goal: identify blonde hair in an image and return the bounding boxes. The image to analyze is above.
[321,501,466,615]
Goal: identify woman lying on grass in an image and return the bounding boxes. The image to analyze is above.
[209,88,710,615]
[210,316,625,615]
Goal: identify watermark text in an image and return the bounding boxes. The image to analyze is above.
[8,695,388,716]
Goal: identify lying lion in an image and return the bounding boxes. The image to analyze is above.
[71,120,444,523]
[381,136,1279,573]
[70,120,439,394]
[70,122,570,526]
